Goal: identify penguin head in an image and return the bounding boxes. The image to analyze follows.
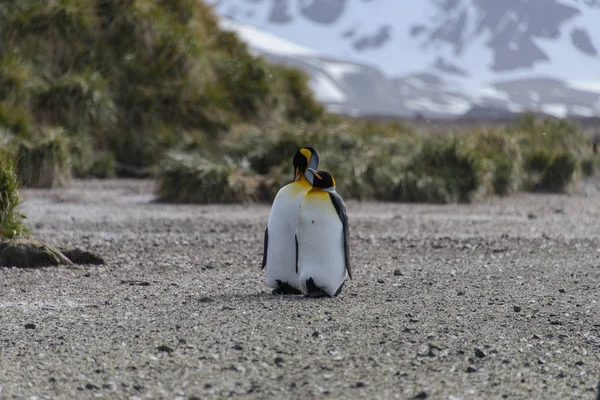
[307,168,336,192]
[293,147,320,183]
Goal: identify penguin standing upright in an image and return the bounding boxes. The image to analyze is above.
[262,147,320,295]
[296,169,351,297]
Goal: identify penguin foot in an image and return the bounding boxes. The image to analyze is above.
[304,278,330,298]
[273,280,302,295]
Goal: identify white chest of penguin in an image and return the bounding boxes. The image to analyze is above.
[296,191,347,296]
[264,182,311,291]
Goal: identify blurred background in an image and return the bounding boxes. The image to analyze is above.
[208,0,600,121]
[2,0,600,238]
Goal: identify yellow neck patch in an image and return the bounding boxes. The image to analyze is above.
[287,174,312,197]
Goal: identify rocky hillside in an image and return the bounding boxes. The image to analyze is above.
[209,0,600,119]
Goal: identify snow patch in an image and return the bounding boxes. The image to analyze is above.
[570,105,595,117]
[322,63,361,80]
[568,80,600,93]
[404,97,471,115]
[309,73,347,102]
[218,18,317,56]
[541,103,568,118]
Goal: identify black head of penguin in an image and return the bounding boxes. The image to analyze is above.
[293,147,320,181]
[307,168,336,190]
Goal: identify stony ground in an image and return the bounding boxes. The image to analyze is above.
[1,179,599,400]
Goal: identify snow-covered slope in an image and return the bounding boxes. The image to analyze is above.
[213,1,600,119]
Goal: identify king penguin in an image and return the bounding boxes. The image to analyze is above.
[262,147,320,295]
[296,169,351,298]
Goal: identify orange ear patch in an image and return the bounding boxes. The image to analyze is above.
[300,148,311,160]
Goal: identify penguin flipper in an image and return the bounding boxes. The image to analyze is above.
[261,227,268,270]
[329,193,352,279]
[295,234,299,274]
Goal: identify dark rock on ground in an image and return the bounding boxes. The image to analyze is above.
[0,239,72,268]
[475,348,486,358]
[59,248,105,265]
[0,239,104,268]
[156,345,174,354]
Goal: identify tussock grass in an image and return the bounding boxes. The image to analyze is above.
[156,151,276,204]
[0,150,28,239]
[14,127,71,188]
[0,0,323,179]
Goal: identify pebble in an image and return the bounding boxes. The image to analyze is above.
[199,297,215,303]
[24,323,36,330]
[156,345,174,353]
[466,366,477,373]
[475,348,486,358]
[393,269,402,276]
[514,305,522,312]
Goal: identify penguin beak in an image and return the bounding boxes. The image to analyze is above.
[305,168,316,186]
[307,168,322,180]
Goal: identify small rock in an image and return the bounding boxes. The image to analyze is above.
[457,291,465,296]
[466,366,477,373]
[514,305,522,312]
[393,269,402,276]
[85,383,100,390]
[156,345,174,354]
[474,348,486,358]
[312,331,320,338]
[409,392,428,400]
[178,338,186,344]
[232,344,243,350]
[274,357,284,365]
[48,377,56,383]
[574,360,584,366]
[377,279,385,284]
[354,382,365,388]
[532,334,542,340]
[527,213,537,220]
[538,358,546,365]
[558,288,566,293]
[198,297,215,303]
[120,280,150,286]
[221,306,235,311]
[24,323,36,329]
[133,385,144,391]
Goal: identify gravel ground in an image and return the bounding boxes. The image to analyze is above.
[1,178,600,400]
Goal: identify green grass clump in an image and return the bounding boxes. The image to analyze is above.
[0,0,323,178]
[388,172,453,204]
[537,153,577,193]
[156,151,275,204]
[465,129,522,196]
[14,127,71,188]
[0,150,28,239]
[510,115,590,192]
[390,137,482,203]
